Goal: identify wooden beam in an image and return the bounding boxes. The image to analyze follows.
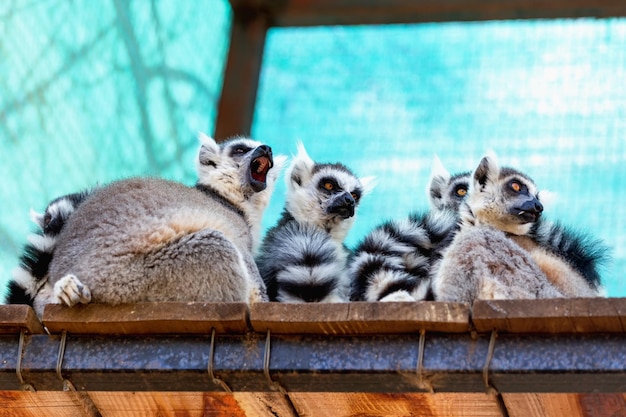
[504,393,626,417]
[42,302,250,335]
[0,305,44,335]
[214,2,272,141]
[250,301,470,334]
[472,298,626,333]
[262,0,626,27]
[1,391,625,417]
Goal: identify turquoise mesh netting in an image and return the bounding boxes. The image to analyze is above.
[1,4,624,297]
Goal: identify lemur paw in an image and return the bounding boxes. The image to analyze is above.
[379,290,416,302]
[54,274,92,307]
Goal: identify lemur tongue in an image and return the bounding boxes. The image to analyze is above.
[251,156,271,183]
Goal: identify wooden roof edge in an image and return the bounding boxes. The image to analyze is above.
[0,305,45,335]
[249,301,471,334]
[41,302,251,335]
[472,297,626,333]
[39,301,471,335]
[1,298,622,336]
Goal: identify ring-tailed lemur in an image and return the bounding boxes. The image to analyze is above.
[430,156,608,299]
[349,157,459,302]
[256,142,373,303]
[428,155,470,213]
[5,190,94,307]
[27,134,284,317]
[431,154,607,304]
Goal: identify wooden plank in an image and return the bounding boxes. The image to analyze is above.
[472,298,626,333]
[234,392,301,417]
[214,2,271,141]
[42,302,249,335]
[288,393,503,417]
[249,302,470,334]
[504,393,626,417]
[0,305,44,334]
[89,392,250,417]
[0,391,100,417]
[261,0,626,26]
[2,392,626,417]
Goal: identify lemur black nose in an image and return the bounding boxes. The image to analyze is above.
[328,192,356,219]
[518,199,543,215]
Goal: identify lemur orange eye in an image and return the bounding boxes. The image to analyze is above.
[351,192,358,200]
[456,188,467,197]
[511,182,521,192]
[323,182,334,191]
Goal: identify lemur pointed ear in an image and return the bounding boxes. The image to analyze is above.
[430,154,450,182]
[29,208,45,229]
[428,154,451,202]
[359,176,377,194]
[474,152,499,188]
[287,141,315,188]
[197,132,217,147]
[197,132,220,166]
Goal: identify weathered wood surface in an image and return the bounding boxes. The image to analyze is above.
[41,301,471,335]
[2,392,625,417]
[503,393,626,417]
[472,298,626,333]
[0,305,44,334]
[250,301,470,334]
[42,302,249,334]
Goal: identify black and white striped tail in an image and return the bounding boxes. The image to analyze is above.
[529,218,610,290]
[4,190,93,305]
[257,213,349,303]
[349,209,458,301]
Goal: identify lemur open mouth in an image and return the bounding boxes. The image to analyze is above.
[251,156,272,183]
[248,145,274,192]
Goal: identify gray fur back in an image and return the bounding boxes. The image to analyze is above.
[48,177,261,304]
[432,225,564,303]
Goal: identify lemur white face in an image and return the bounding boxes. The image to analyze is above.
[466,155,543,235]
[430,172,470,213]
[427,155,470,213]
[196,133,276,196]
[286,143,371,242]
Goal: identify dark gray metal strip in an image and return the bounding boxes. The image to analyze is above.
[1,332,624,392]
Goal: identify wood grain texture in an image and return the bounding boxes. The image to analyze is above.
[504,393,626,417]
[288,393,504,417]
[89,392,249,417]
[0,305,44,334]
[249,301,470,334]
[472,298,626,333]
[0,391,99,417]
[42,302,249,335]
[1,392,626,417]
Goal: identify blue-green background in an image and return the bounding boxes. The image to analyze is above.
[1,1,624,298]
